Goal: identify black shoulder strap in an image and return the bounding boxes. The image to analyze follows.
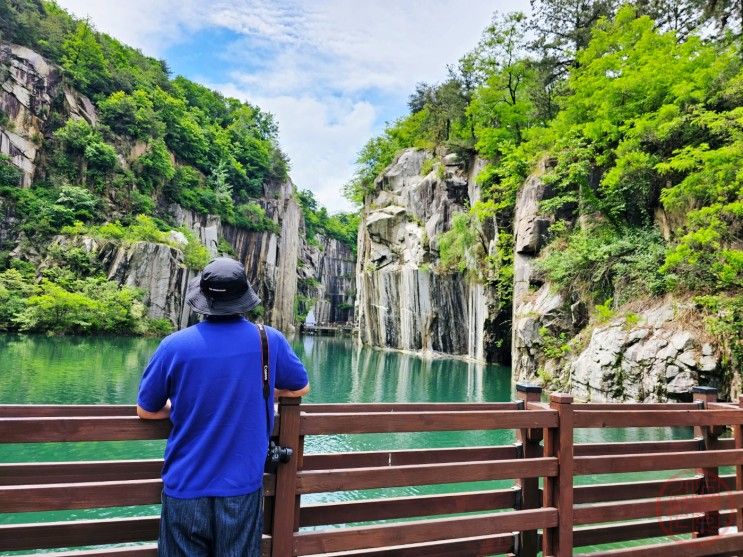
[257,323,271,439]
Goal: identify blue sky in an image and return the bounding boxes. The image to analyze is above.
[57,0,531,212]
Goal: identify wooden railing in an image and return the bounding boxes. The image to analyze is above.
[2,385,743,556]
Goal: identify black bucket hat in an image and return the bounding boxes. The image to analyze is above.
[186,257,261,316]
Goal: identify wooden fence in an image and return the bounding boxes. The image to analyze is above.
[2,384,743,556]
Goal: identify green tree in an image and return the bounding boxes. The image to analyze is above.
[61,21,111,96]
[99,90,163,139]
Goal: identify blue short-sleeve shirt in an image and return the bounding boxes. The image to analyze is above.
[137,317,308,499]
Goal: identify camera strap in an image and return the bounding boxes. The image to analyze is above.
[257,323,271,441]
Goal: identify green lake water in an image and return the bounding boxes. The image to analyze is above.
[0,333,700,553]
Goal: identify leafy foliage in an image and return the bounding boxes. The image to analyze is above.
[297,189,360,251]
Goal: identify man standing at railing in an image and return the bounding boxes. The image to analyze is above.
[136,257,310,557]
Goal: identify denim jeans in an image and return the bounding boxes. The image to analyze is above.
[159,489,263,556]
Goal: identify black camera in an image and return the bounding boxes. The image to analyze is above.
[265,441,293,473]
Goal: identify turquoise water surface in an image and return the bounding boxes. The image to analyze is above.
[0,333,697,553]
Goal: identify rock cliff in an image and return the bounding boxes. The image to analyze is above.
[1,41,355,334]
[510,165,726,401]
[298,234,356,325]
[1,43,96,186]
[356,148,503,361]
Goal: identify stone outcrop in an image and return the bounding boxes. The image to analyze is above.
[570,301,721,402]
[356,148,501,361]
[511,158,575,380]
[1,42,96,186]
[223,179,302,332]
[1,40,349,334]
[299,234,356,325]
[47,235,193,327]
[510,162,726,401]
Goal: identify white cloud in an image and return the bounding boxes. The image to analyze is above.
[56,0,532,212]
[216,84,376,212]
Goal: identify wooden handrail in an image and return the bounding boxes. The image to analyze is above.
[3,390,743,556]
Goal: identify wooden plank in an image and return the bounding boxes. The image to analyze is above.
[585,532,743,557]
[516,385,543,557]
[574,439,700,456]
[31,546,157,557]
[574,476,702,504]
[0,479,163,512]
[575,449,743,475]
[0,461,276,496]
[0,516,159,551]
[574,409,743,428]
[296,457,557,494]
[0,459,164,485]
[0,405,137,417]
[0,417,171,442]
[306,533,515,556]
[543,393,573,557]
[270,398,302,557]
[573,511,735,547]
[31,537,272,557]
[299,489,517,526]
[293,508,557,555]
[302,446,518,470]
[576,403,700,410]
[573,490,743,525]
[301,402,520,413]
[300,410,557,435]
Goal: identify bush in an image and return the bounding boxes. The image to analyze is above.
[538,226,667,304]
[0,155,21,187]
[99,90,163,140]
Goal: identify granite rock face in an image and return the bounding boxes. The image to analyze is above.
[0,42,97,186]
[510,163,726,401]
[356,148,502,361]
[1,42,353,334]
[48,235,193,327]
[299,233,356,325]
[570,301,721,402]
[511,159,573,380]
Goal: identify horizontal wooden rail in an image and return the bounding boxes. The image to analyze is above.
[573,511,735,547]
[302,445,518,470]
[576,403,701,411]
[574,439,701,456]
[0,459,164,485]
[292,508,557,555]
[574,490,743,525]
[575,449,743,475]
[574,476,702,504]
[574,409,743,428]
[301,402,521,413]
[296,457,557,494]
[0,404,137,417]
[0,516,160,551]
[31,546,157,557]
[27,540,272,557]
[294,534,515,556]
[299,488,517,526]
[0,479,162,512]
[587,532,743,557]
[0,461,276,497]
[300,410,557,434]
[0,417,171,442]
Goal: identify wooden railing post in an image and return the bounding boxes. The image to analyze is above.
[515,382,543,557]
[692,386,720,538]
[271,397,303,557]
[735,395,743,534]
[543,393,573,557]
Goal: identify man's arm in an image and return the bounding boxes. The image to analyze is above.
[136,400,171,420]
[275,384,310,399]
